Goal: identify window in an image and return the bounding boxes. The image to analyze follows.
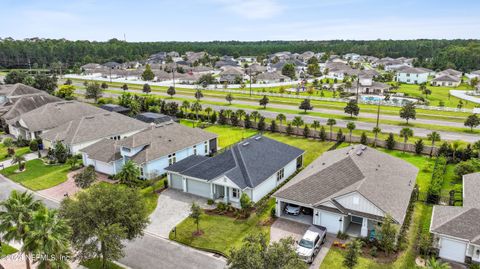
[204,141,208,154]
[276,168,285,181]
[193,145,197,155]
[168,153,176,165]
[232,188,239,199]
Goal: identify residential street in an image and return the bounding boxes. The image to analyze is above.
[0,175,227,269]
[85,88,480,143]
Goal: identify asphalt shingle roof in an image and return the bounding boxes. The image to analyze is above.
[166,136,304,189]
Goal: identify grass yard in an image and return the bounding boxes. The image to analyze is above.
[0,243,18,258]
[0,159,70,190]
[0,145,31,161]
[140,177,166,215]
[81,258,125,269]
[170,198,275,256]
[263,132,335,166]
[204,125,258,148]
[320,203,433,269]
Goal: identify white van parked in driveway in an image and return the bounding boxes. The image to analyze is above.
[296,225,327,263]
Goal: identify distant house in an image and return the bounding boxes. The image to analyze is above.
[246,63,267,74]
[40,112,148,154]
[6,101,105,140]
[166,136,304,208]
[81,63,104,74]
[103,61,122,69]
[0,83,56,115]
[430,173,480,263]
[256,72,290,84]
[219,66,244,84]
[347,75,390,95]
[135,112,178,124]
[80,122,218,178]
[215,60,238,68]
[395,67,429,84]
[297,51,315,62]
[467,70,480,80]
[431,75,461,87]
[274,145,418,237]
[324,62,359,80]
[100,104,130,114]
[437,69,462,78]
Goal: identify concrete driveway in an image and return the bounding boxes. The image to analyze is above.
[270,218,334,269]
[146,189,213,238]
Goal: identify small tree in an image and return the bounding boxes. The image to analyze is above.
[311,120,320,138]
[74,166,97,189]
[270,120,277,133]
[259,95,269,109]
[399,103,416,124]
[343,240,362,269]
[191,101,202,120]
[386,133,396,150]
[327,118,336,140]
[66,156,79,170]
[101,82,109,89]
[167,86,176,98]
[226,93,234,104]
[292,116,304,131]
[29,140,39,152]
[190,202,202,235]
[427,131,441,157]
[85,82,103,103]
[378,215,397,256]
[56,84,75,99]
[360,132,368,145]
[336,128,345,142]
[464,114,480,131]
[299,99,313,113]
[319,126,327,141]
[141,64,155,81]
[116,160,141,186]
[276,113,286,126]
[142,83,151,94]
[257,116,266,132]
[240,193,252,216]
[286,124,293,136]
[194,89,204,101]
[11,154,26,171]
[344,100,360,118]
[122,83,129,91]
[346,122,356,144]
[54,143,68,163]
[415,139,425,154]
[303,125,310,138]
[399,127,413,152]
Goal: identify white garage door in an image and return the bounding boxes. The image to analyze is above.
[319,212,342,234]
[95,160,114,175]
[439,237,467,263]
[170,174,183,190]
[187,179,210,198]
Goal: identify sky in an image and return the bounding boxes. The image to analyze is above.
[1,0,480,41]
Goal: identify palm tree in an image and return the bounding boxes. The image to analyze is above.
[251,111,260,124]
[11,154,26,171]
[427,131,441,157]
[23,207,71,269]
[451,140,461,162]
[426,257,451,269]
[224,109,233,119]
[181,100,190,113]
[236,109,246,121]
[399,127,413,152]
[326,118,336,140]
[276,113,286,126]
[204,107,212,121]
[0,191,43,269]
[191,101,202,120]
[346,122,356,144]
[372,127,381,147]
[116,160,141,186]
[292,117,304,134]
[311,120,320,138]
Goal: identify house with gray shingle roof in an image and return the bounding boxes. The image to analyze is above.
[80,122,218,178]
[431,74,461,87]
[430,173,480,263]
[40,112,149,154]
[273,145,418,237]
[165,136,304,208]
[395,67,429,84]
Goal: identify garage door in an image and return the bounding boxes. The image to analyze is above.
[170,174,183,190]
[95,160,114,175]
[319,212,342,234]
[186,179,210,198]
[439,237,467,263]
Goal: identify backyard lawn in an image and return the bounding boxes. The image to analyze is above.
[204,125,258,148]
[0,159,70,190]
[320,203,433,269]
[0,243,18,258]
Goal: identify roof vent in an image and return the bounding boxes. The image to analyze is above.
[85,116,95,119]
[104,113,111,116]
[361,145,367,151]
[242,142,250,147]
[356,150,363,156]
[168,139,172,142]
[322,162,326,165]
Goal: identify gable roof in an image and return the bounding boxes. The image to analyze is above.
[396,67,428,74]
[433,74,460,83]
[431,173,480,243]
[80,138,122,163]
[274,145,418,225]
[11,101,106,132]
[166,136,304,189]
[117,122,217,164]
[2,94,61,122]
[0,83,44,97]
[40,112,149,145]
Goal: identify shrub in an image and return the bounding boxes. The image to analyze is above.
[2,137,13,147]
[427,156,447,202]
[207,199,214,205]
[7,147,15,157]
[369,246,378,257]
[29,140,39,151]
[15,138,30,147]
[385,133,396,150]
[216,202,227,211]
[164,179,169,188]
[414,139,424,154]
[360,132,368,145]
[270,207,276,219]
[336,231,349,240]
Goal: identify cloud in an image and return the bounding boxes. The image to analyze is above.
[215,0,285,19]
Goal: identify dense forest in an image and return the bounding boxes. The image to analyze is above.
[0,38,479,71]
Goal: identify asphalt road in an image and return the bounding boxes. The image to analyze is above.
[0,176,227,269]
[86,88,480,143]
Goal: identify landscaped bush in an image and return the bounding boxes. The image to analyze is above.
[2,137,13,147]
[454,159,480,179]
[14,138,30,147]
[336,231,349,240]
[207,199,214,205]
[427,156,447,204]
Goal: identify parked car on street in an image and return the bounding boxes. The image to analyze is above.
[296,225,327,263]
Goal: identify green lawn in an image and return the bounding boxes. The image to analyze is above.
[0,159,70,190]
[0,243,18,258]
[204,125,258,148]
[81,258,125,269]
[263,132,335,166]
[320,203,433,269]
[170,198,275,256]
[0,145,31,161]
[140,177,166,215]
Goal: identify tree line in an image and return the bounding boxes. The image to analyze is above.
[1,38,480,71]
